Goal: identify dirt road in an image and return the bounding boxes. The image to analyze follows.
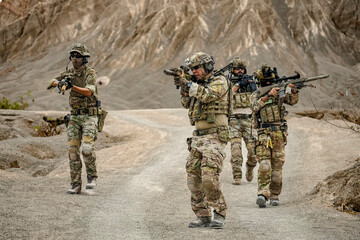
[0,109,359,239]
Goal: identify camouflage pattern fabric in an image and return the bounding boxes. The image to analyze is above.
[229,117,257,179]
[67,115,98,184]
[53,65,98,110]
[255,129,285,200]
[250,89,299,200]
[186,133,227,217]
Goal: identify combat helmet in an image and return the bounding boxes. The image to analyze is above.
[231,57,247,74]
[69,43,90,57]
[185,52,215,73]
[256,64,278,87]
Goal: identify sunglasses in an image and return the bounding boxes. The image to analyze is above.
[191,65,201,71]
[233,67,245,70]
[70,52,83,58]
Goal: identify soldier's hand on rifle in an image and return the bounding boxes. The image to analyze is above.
[51,80,58,88]
[233,84,239,93]
[268,87,280,97]
[287,83,299,94]
[179,72,191,97]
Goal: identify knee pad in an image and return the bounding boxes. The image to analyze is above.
[202,174,215,190]
[259,160,271,174]
[272,170,282,183]
[231,142,242,157]
[69,148,79,161]
[82,145,92,157]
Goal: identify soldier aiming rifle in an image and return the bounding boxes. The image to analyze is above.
[250,64,329,208]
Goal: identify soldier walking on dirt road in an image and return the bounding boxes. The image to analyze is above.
[177,52,229,228]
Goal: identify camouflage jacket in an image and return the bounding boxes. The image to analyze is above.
[181,74,229,129]
[54,65,98,110]
[250,89,299,127]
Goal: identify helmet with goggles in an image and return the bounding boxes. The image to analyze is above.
[186,52,215,73]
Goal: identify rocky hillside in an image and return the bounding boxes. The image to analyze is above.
[0,0,359,110]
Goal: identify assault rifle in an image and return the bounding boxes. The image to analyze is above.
[214,63,233,76]
[57,76,73,95]
[163,65,192,89]
[255,72,330,98]
[230,74,257,92]
[43,114,70,127]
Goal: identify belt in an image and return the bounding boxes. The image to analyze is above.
[71,108,98,116]
[193,127,218,136]
[260,123,286,132]
[231,114,252,119]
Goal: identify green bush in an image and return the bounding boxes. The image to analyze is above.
[0,91,32,110]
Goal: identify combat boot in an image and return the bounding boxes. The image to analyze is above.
[188,216,211,228]
[209,211,225,229]
[270,198,279,206]
[245,166,254,182]
[256,195,267,208]
[67,183,81,194]
[232,177,241,185]
[86,176,96,189]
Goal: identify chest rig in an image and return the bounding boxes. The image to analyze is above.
[187,75,229,126]
[256,97,286,125]
[228,74,255,109]
[68,67,97,110]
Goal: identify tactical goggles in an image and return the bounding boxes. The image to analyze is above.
[190,65,201,71]
[233,67,245,70]
[70,52,83,58]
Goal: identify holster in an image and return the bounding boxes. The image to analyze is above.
[97,109,108,132]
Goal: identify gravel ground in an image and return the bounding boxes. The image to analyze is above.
[0,109,359,240]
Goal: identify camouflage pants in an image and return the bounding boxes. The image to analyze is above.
[67,114,98,184]
[186,133,227,217]
[229,116,257,179]
[255,128,286,200]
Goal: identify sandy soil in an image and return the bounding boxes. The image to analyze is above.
[0,108,359,239]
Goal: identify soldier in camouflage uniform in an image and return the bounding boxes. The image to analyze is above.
[250,64,299,207]
[228,58,257,185]
[47,43,99,194]
[178,52,229,229]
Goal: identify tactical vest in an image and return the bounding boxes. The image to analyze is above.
[234,92,251,108]
[68,66,98,110]
[256,97,285,124]
[188,75,229,126]
[228,74,253,109]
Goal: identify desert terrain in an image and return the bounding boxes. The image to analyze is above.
[0,108,359,239]
[0,0,359,239]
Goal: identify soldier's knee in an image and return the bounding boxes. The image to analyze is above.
[82,145,93,157]
[202,168,218,189]
[202,174,215,190]
[69,148,79,160]
[272,170,281,182]
[231,142,242,156]
[259,160,271,173]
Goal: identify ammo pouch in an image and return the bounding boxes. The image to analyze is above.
[97,109,108,132]
[187,137,202,158]
[234,92,251,108]
[186,137,192,152]
[217,126,230,143]
[259,103,285,123]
